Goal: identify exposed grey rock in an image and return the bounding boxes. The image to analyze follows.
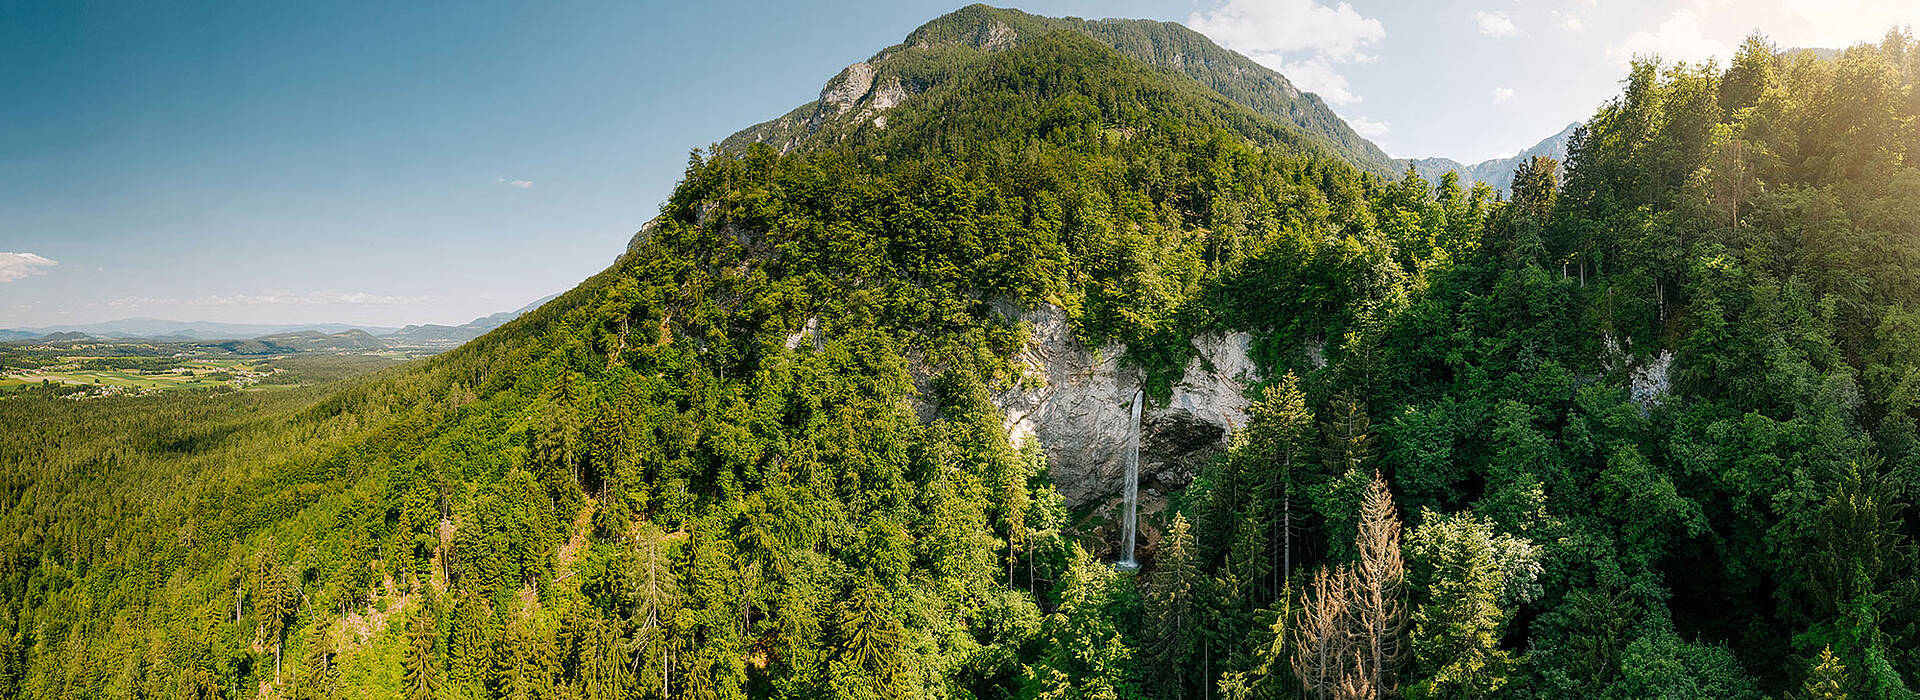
[1604,332,1673,410]
[783,316,821,351]
[987,303,1257,508]
[821,62,875,113]
[977,19,1017,51]
[1628,350,1673,408]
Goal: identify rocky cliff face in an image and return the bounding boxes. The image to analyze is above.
[989,303,1258,508]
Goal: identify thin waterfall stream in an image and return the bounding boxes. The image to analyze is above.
[1116,388,1143,570]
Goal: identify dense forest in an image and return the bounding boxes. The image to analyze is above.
[5,9,1920,700]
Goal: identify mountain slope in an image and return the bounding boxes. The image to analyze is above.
[0,28,1403,699]
[721,3,1400,176]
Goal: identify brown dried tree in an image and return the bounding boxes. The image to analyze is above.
[1293,565,1358,699]
[1293,471,1408,700]
[1353,470,1408,698]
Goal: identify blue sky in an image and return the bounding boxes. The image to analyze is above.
[3,0,1914,328]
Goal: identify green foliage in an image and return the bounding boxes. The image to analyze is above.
[5,13,1920,700]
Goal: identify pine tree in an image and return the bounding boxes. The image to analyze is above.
[254,547,298,684]
[624,520,679,699]
[838,574,903,696]
[1794,646,1849,700]
[446,594,492,689]
[1322,391,1375,476]
[1144,513,1200,698]
[1245,374,1314,596]
[295,622,339,700]
[404,601,441,700]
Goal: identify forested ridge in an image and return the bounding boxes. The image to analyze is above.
[5,12,1920,700]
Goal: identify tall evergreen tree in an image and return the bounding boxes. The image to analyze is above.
[1145,513,1201,699]
[404,601,441,700]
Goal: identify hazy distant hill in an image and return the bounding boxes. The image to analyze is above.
[0,318,399,340]
[2,293,561,350]
[1405,121,1580,193]
[380,292,561,349]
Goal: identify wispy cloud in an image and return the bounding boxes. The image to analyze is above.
[1608,0,1915,67]
[1492,86,1515,103]
[1474,11,1520,37]
[1345,114,1391,138]
[109,290,427,309]
[0,252,57,283]
[1187,0,1387,106]
[497,177,534,189]
[1610,8,1727,65]
[1553,10,1585,33]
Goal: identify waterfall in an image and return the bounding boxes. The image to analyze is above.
[1117,388,1143,570]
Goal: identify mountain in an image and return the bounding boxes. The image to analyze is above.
[3,294,560,347]
[722,3,1401,177]
[1404,120,1581,193]
[0,318,400,341]
[224,329,387,354]
[379,292,562,349]
[7,12,1920,700]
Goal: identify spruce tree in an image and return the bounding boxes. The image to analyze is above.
[1145,513,1200,698]
[1795,646,1849,700]
[404,602,441,700]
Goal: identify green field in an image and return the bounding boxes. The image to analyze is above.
[0,356,274,392]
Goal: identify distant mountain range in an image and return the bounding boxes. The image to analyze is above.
[3,319,400,340]
[1404,121,1581,194]
[1,292,561,351]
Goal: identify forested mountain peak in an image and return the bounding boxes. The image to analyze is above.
[721,4,1402,176]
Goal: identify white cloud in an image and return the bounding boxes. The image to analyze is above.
[1492,86,1515,103]
[496,177,535,189]
[109,290,427,309]
[1346,114,1391,138]
[1187,0,1386,105]
[1610,8,1729,65]
[0,252,56,283]
[1274,56,1367,104]
[1475,11,1520,37]
[1610,0,1920,67]
[1554,11,1585,33]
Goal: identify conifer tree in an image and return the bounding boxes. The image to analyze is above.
[1795,646,1849,700]
[838,574,903,696]
[295,621,339,700]
[1293,564,1358,700]
[1322,392,1375,477]
[404,601,441,700]
[1145,513,1201,698]
[1245,374,1314,596]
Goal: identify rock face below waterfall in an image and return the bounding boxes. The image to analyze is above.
[991,303,1259,508]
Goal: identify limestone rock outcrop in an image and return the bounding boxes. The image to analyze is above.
[990,303,1258,508]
